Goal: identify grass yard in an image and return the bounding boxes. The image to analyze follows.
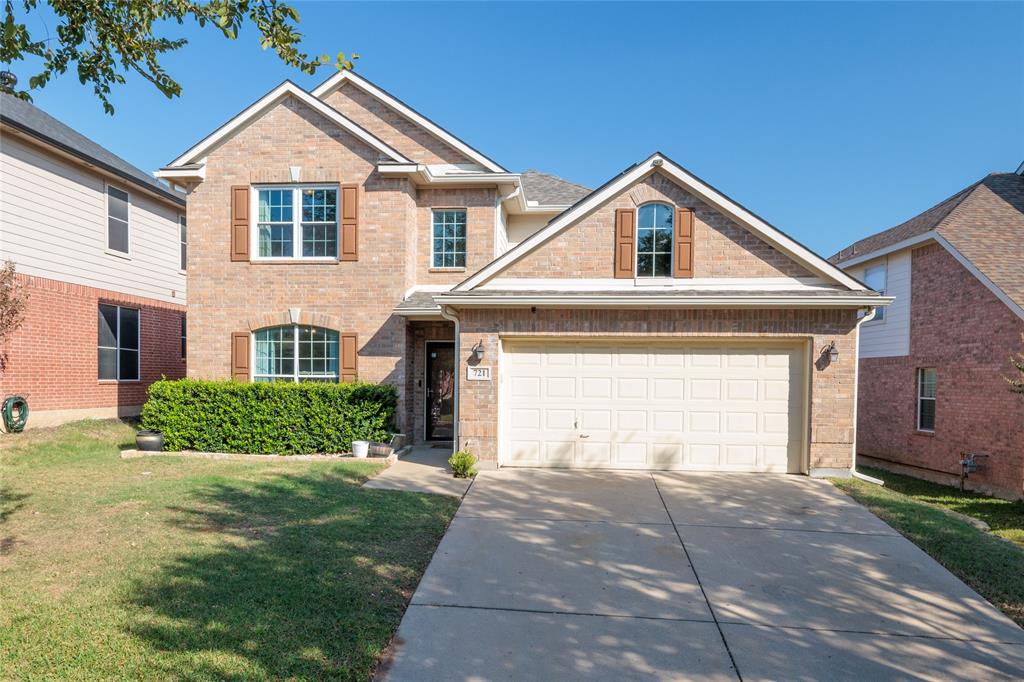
[833,467,1024,628]
[0,420,459,681]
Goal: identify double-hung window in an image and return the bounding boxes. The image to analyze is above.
[180,316,187,360]
[179,214,187,270]
[636,203,674,277]
[256,187,338,259]
[432,210,466,268]
[107,186,130,254]
[254,326,339,382]
[917,368,936,431]
[864,263,887,320]
[98,304,139,381]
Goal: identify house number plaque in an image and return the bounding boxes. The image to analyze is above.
[466,366,492,381]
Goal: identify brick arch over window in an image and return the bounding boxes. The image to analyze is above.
[246,310,344,333]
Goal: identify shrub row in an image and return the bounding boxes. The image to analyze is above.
[141,379,398,455]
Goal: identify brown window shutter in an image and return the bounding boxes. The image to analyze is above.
[230,185,250,262]
[230,331,250,381]
[340,332,358,382]
[613,208,636,279]
[340,184,358,261]
[674,207,694,278]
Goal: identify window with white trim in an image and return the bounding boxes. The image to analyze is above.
[98,304,139,381]
[107,186,130,254]
[863,263,886,320]
[432,210,467,268]
[636,203,673,277]
[179,214,187,270]
[917,368,936,431]
[256,187,338,259]
[253,325,339,382]
[180,316,187,360]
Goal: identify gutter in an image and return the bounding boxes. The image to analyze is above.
[851,307,884,485]
[439,305,461,450]
[435,294,895,309]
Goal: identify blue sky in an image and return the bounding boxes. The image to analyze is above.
[12,1,1024,256]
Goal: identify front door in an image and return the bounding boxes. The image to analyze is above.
[426,342,455,441]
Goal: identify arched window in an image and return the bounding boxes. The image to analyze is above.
[636,203,674,277]
[253,326,339,383]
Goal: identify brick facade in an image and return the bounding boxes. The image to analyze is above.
[856,243,1024,499]
[0,274,186,425]
[503,172,813,279]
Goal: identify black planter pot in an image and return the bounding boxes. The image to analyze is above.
[136,430,164,452]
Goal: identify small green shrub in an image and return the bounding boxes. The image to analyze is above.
[448,450,478,478]
[141,379,397,455]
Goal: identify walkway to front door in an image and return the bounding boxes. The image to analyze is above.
[380,470,1024,681]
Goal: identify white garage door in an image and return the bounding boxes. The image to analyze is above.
[501,341,805,472]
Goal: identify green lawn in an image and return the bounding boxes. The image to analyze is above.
[0,420,459,681]
[833,468,1024,628]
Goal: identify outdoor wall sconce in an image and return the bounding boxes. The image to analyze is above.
[823,341,839,364]
[471,341,486,363]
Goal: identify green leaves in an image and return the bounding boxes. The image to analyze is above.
[141,378,398,455]
[1,0,356,113]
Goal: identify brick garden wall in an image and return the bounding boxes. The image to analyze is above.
[0,274,185,422]
[856,243,1024,498]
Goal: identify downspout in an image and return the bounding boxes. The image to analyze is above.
[439,304,461,450]
[851,307,884,485]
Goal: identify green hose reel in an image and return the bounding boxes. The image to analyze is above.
[3,395,29,433]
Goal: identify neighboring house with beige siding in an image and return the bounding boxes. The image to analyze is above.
[832,169,1024,499]
[0,93,187,426]
[159,69,889,476]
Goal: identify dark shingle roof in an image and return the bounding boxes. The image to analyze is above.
[0,93,184,205]
[831,172,1024,310]
[520,170,591,206]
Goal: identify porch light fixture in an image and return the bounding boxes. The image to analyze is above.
[472,341,486,362]
[824,341,839,364]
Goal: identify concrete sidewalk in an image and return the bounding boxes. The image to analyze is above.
[380,469,1024,681]
[362,444,472,497]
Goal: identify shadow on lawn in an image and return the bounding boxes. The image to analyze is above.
[0,485,30,555]
[125,467,456,680]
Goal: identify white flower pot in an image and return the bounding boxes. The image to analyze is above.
[352,440,370,458]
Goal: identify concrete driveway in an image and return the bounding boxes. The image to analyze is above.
[380,470,1024,681]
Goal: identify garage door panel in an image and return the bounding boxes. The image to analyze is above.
[502,341,804,473]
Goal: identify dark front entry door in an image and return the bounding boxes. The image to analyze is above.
[426,342,455,440]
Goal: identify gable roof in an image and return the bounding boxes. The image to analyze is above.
[1,93,184,206]
[831,172,1024,316]
[310,69,506,173]
[520,170,591,206]
[456,152,867,292]
[164,81,410,168]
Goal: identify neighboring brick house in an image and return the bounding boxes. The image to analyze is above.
[832,168,1024,499]
[0,94,187,428]
[158,70,888,475]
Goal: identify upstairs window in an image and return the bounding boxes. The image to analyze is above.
[917,368,936,431]
[636,203,673,277]
[107,186,130,254]
[98,304,139,381]
[864,262,887,320]
[254,325,339,383]
[432,210,467,268]
[256,187,338,260]
[179,214,187,270]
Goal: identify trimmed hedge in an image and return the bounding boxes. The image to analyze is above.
[141,379,398,455]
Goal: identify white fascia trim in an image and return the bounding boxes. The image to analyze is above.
[402,283,453,300]
[312,70,506,173]
[393,307,444,317]
[455,153,867,292]
[934,234,1024,321]
[377,163,519,186]
[481,277,836,292]
[154,166,206,181]
[833,231,938,269]
[437,294,894,308]
[167,81,411,168]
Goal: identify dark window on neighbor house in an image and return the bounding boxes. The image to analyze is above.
[917,368,936,431]
[98,304,139,381]
[636,203,673,277]
[181,316,187,360]
[107,186,130,254]
[179,214,187,270]
[253,325,338,383]
[432,210,467,268]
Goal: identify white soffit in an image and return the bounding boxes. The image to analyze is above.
[311,69,506,173]
[455,153,868,292]
[166,80,411,168]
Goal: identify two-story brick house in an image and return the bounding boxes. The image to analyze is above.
[832,168,1024,499]
[158,70,889,475]
[0,94,187,427]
